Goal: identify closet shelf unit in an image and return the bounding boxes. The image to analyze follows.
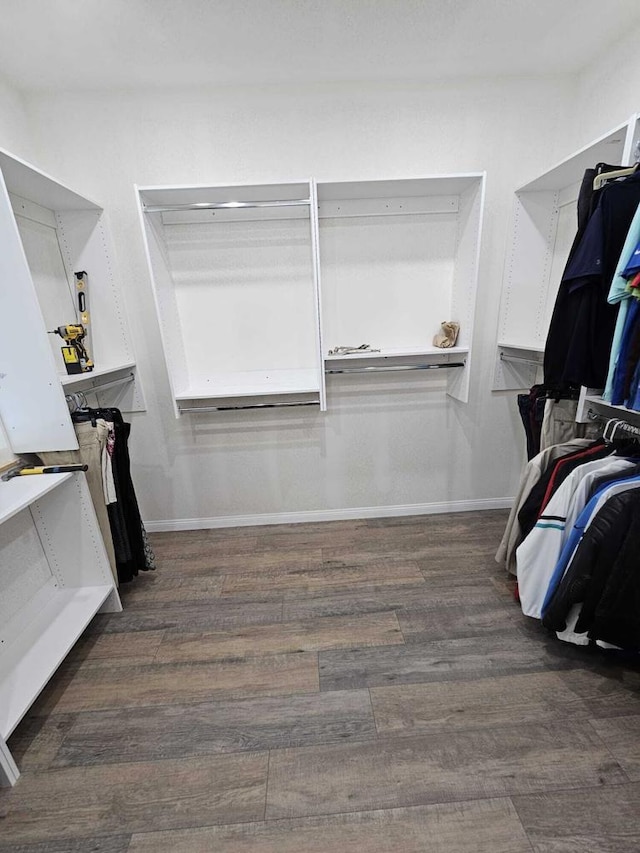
[0,146,124,787]
[579,393,640,426]
[0,472,120,787]
[494,116,640,391]
[137,181,325,416]
[317,175,485,402]
[0,148,145,426]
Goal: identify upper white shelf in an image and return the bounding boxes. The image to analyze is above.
[317,174,484,200]
[0,149,101,211]
[0,473,72,526]
[516,123,629,193]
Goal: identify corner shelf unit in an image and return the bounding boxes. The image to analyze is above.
[137,181,325,416]
[0,473,121,786]
[494,115,640,390]
[0,148,145,447]
[317,175,485,403]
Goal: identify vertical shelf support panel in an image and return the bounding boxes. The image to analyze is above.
[493,190,559,391]
[0,171,78,452]
[448,175,485,403]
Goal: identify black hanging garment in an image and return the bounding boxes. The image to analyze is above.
[72,407,153,583]
[517,384,546,460]
[544,169,640,389]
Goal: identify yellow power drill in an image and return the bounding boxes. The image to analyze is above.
[48,324,94,374]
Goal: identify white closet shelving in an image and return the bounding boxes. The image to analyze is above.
[0,148,144,431]
[0,147,125,787]
[137,180,325,415]
[494,115,640,391]
[0,473,120,786]
[318,175,485,403]
[138,174,485,412]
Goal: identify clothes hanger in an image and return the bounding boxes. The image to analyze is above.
[603,418,623,443]
[593,163,639,190]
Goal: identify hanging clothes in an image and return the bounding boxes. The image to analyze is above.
[40,419,118,585]
[542,486,640,634]
[42,407,154,584]
[516,456,637,618]
[502,417,640,652]
[544,170,640,389]
[495,437,592,575]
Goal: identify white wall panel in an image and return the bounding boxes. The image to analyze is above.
[17,77,575,521]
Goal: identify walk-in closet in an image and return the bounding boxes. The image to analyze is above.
[1,2,640,851]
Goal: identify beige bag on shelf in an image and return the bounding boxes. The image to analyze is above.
[433,321,460,348]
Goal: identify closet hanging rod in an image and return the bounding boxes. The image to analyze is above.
[325,362,465,374]
[500,353,543,366]
[179,400,320,413]
[587,409,640,435]
[67,372,135,394]
[144,199,311,213]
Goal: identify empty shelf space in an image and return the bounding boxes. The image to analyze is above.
[175,369,321,400]
[497,342,545,354]
[0,473,72,526]
[0,581,114,738]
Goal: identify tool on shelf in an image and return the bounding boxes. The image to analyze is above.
[1,463,88,482]
[48,324,94,374]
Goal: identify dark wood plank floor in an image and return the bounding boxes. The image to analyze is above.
[2,510,640,852]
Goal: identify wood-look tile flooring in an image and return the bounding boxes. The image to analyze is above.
[2,510,640,851]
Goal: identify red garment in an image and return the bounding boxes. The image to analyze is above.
[537,443,609,516]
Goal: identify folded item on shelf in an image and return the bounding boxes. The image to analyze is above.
[433,321,460,348]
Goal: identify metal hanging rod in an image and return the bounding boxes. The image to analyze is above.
[67,372,135,394]
[325,362,465,375]
[500,353,543,367]
[144,199,311,214]
[587,409,640,436]
[179,400,320,413]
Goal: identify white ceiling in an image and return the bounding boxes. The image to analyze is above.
[2,0,640,92]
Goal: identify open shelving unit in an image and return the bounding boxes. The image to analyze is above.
[0,148,145,432]
[0,473,120,786]
[494,117,640,390]
[0,146,127,787]
[317,175,485,403]
[137,180,325,415]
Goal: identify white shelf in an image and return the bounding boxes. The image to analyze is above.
[583,395,640,423]
[317,174,484,201]
[0,473,72,526]
[60,361,136,387]
[516,123,629,193]
[0,580,113,738]
[497,341,545,354]
[325,346,469,361]
[0,148,101,212]
[175,369,321,401]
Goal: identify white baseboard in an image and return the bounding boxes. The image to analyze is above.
[145,497,513,533]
